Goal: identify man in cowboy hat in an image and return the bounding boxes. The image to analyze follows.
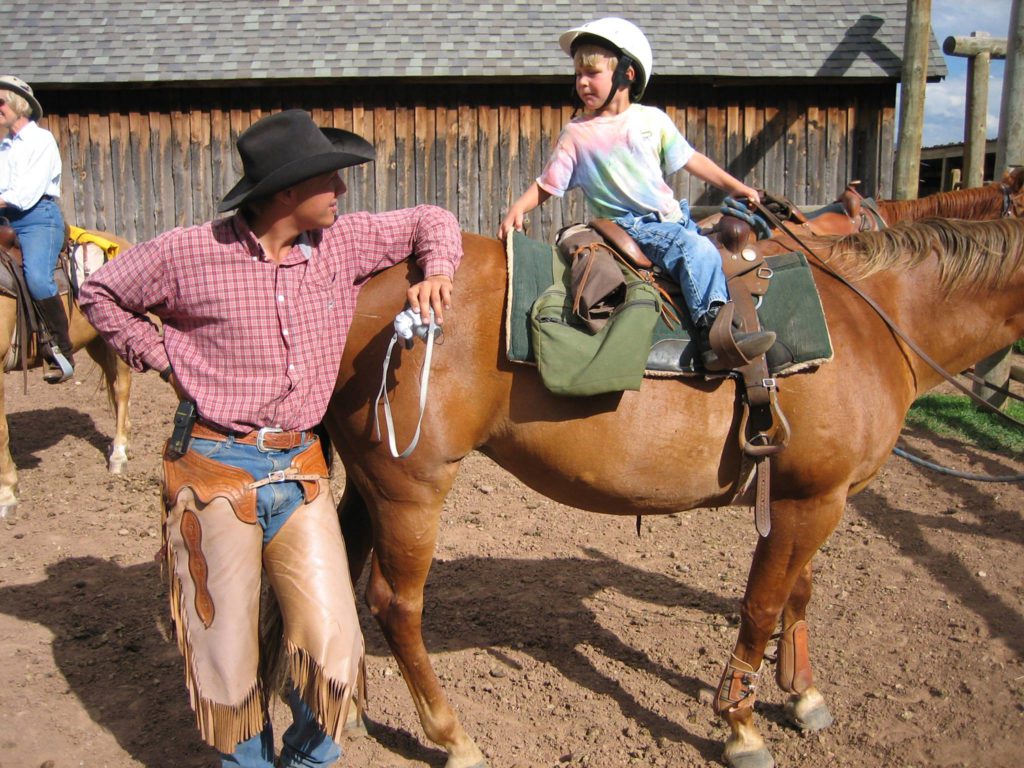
[0,74,75,383]
[80,109,463,768]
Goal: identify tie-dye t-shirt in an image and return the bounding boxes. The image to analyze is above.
[537,103,695,220]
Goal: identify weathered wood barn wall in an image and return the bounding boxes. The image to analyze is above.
[38,79,895,245]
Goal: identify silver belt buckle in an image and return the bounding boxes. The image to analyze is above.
[256,426,283,452]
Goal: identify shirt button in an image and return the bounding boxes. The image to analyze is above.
[288,364,295,370]
[282,328,289,336]
[277,295,285,302]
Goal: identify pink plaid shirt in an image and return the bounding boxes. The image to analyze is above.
[79,206,462,433]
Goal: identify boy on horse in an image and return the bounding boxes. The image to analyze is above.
[498,18,775,370]
[80,109,462,768]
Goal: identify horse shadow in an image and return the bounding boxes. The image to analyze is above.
[0,556,218,767]
[355,546,742,764]
[6,406,111,468]
[0,548,742,767]
[852,428,1024,657]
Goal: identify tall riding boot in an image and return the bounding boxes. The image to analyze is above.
[696,302,776,372]
[36,295,75,384]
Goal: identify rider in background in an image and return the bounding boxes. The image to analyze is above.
[0,75,74,383]
[498,18,775,371]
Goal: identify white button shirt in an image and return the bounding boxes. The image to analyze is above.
[0,120,62,211]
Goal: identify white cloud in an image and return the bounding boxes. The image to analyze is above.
[921,0,1012,148]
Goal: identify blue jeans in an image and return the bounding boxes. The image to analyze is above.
[189,436,342,768]
[5,198,65,300]
[615,201,727,321]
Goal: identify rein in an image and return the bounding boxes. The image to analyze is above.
[373,308,441,458]
[751,201,1024,435]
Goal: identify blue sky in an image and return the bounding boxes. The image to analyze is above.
[922,0,1012,147]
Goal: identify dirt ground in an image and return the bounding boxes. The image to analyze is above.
[0,361,1022,768]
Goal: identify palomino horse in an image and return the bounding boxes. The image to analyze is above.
[0,231,133,517]
[707,167,1024,252]
[323,217,1024,768]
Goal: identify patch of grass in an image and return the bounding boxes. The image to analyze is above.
[906,393,1024,455]
[1016,338,1023,354]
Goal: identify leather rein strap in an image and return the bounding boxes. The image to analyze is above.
[751,201,1024,431]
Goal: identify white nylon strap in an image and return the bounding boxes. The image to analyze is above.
[373,313,438,459]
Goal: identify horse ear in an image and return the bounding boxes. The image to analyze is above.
[1007,166,1024,192]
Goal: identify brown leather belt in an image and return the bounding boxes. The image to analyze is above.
[191,421,315,451]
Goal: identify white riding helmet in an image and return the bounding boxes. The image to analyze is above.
[559,17,654,101]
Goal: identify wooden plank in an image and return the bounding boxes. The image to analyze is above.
[743,101,763,191]
[128,111,151,241]
[806,102,825,205]
[762,102,785,195]
[109,110,135,241]
[352,104,375,211]
[479,103,500,237]
[458,101,479,234]
[824,103,845,200]
[48,117,77,228]
[395,105,415,210]
[703,102,725,206]
[210,106,232,211]
[374,106,397,213]
[785,98,807,204]
[498,99,520,220]
[413,105,435,208]
[190,108,210,225]
[88,113,115,232]
[170,100,193,228]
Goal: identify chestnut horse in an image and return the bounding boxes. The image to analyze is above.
[706,168,1024,252]
[0,232,133,517]
[323,217,1024,768]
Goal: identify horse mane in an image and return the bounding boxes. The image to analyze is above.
[829,217,1024,293]
[875,184,1005,221]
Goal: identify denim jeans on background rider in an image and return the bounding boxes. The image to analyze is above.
[614,201,728,321]
[187,435,342,768]
[5,197,65,300]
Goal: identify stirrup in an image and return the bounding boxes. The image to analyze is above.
[43,350,74,384]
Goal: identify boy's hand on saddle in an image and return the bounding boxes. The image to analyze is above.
[732,185,761,206]
[408,275,453,325]
[497,209,525,241]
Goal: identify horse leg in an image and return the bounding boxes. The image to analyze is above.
[774,562,834,731]
[365,475,487,768]
[85,338,131,473]
[0,370,18,517]
[714,494,845,768]
[338,481,374,584]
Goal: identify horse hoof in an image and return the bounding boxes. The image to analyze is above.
[342,714,368,739]
[108,448,128,475]
[785,689,834,732]
[724,747,775,768]
[0,502,16,520]
[444,761,487,768]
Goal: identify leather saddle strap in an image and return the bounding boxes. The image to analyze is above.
[0,246,36,392]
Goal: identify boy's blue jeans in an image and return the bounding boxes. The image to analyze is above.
[187,436,342,768]
[615,201,727,322]
[5,198,65,300]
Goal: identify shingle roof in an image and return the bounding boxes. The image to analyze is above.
[8,1,946,86]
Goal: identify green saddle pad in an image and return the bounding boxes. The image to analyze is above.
[505,230,833,377]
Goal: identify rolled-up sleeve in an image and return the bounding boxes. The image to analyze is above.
[79,234,173,374]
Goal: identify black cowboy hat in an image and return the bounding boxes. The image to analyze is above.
[0,75,44,121]
[218,109,375,212]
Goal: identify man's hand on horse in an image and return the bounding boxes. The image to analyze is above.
[408,275,453,325]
